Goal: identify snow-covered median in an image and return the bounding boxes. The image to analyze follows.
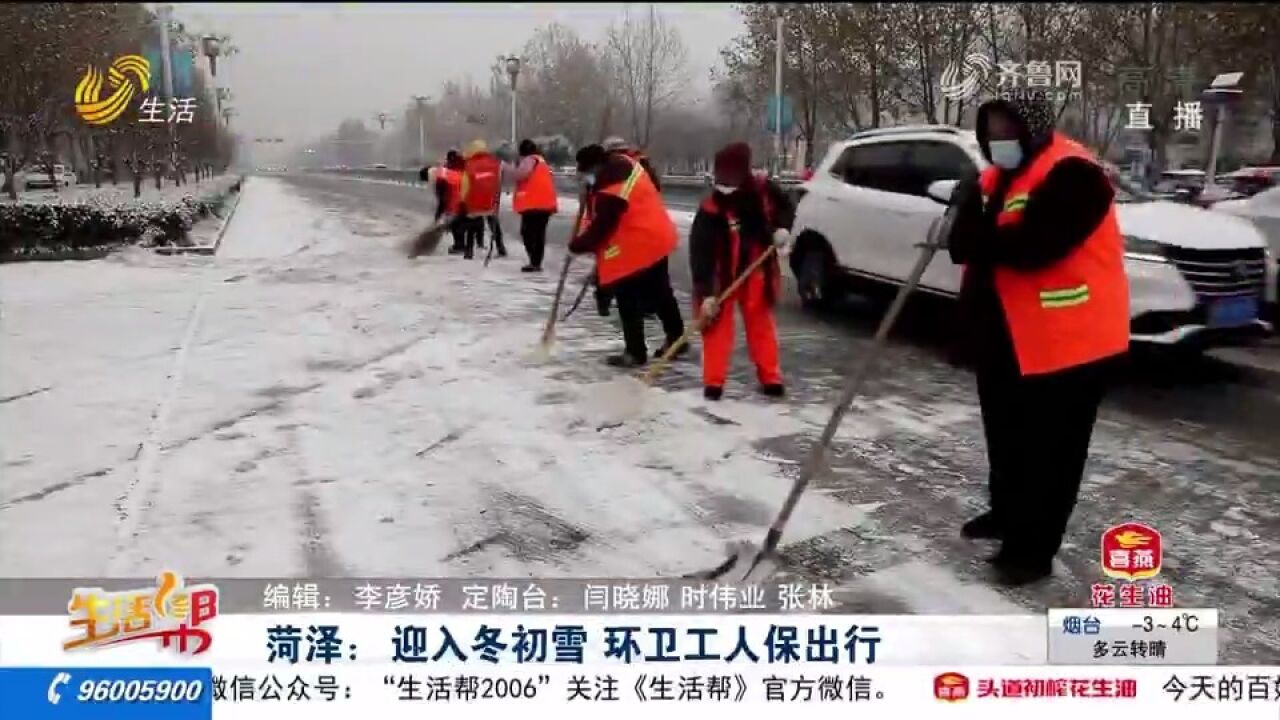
[0,175,243,260]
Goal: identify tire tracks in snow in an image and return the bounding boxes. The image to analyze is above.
[107,260,219,575]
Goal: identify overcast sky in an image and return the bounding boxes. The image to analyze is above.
[172,2,744,145]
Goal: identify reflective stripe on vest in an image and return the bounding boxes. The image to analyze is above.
[973,132,1130,375]
[593,156,678,286]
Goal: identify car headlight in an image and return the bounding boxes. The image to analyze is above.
[1123,235,1168,262]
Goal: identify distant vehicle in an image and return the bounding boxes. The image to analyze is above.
[1222,166,1280,197]
[24,164,76,189]
[789,124,1275,350]
[372,163,388,169]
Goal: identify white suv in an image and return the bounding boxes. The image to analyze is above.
[789,125,1277,348]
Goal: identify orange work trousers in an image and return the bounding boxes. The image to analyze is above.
[697,247,782,388]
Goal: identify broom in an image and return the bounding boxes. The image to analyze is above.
[532,193,589,360]
[405,216,453,258]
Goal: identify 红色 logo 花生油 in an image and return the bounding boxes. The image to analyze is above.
[934,672,970,701]
[64,571,219,655]
[1100,522,1162,582]
[74,54,152,126]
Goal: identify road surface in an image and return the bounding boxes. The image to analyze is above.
[2,174,1277,663]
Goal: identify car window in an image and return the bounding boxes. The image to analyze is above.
[837,141,915,194]
[908,142,976,194]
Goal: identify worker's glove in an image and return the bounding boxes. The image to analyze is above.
[699,297,720,320]
[772,228,794,257]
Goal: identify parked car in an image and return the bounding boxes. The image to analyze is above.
[372,163,388,169]
[1213,185,1280,315]
[23,164,77,189]
[789,125,1276,350]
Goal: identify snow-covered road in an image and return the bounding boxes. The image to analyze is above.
[4,175,1280,663]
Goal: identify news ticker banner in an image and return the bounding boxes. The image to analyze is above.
[3,666,1280,719]
[0,576,1220,666]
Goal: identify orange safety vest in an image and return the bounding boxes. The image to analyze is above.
[973,132,1130,376]
[513,154,558,214]
[581,155,678,286]
[439,167,462,215]
[461,153,501,215]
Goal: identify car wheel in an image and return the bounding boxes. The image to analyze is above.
[792,237,839,310]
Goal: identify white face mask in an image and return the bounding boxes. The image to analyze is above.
[580,172,596,187]
[714,184,737,195]
[988,140,1023,170]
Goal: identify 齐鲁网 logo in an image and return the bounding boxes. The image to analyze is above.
[64,570,219,655]
[939,53,993,102]
[74,55,151,126]
[1101,522,1162,581]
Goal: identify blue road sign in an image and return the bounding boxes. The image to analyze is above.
[766,95,793,134]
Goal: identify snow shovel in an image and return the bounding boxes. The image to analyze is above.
[587,245,780,425]
[692,231,948,583]
[533,195,589,361]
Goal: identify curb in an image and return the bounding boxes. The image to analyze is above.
[154,178,245,257]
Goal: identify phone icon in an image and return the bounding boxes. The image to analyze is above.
[47,672,71,705]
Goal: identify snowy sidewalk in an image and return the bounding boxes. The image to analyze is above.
[0,176,874,583]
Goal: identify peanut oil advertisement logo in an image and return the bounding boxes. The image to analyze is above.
[1101,522,1163,581]
[74,54,152,125]
[934,672,970,702]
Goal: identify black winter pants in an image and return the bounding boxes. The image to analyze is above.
[976,356,1116,567]
[520,211,552,268]
[610,257,685,361]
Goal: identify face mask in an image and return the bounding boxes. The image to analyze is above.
[988,140,1023,170]
[714,184,737,195]
[580,172,596,187]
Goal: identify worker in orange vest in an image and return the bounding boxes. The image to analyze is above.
[460,140,505,260]
[591,138,662,317]
[690,142,795,401]
[421,150,466,253]
[509,138,559,272]
[947,89,1129,586]
[569,143,685,367]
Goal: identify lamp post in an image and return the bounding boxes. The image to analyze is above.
[505,55,521,145]
[201,34,222,77]
[1201,71,1244,188]
[411,95,428,164]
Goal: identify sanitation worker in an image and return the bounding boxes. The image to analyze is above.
[947,89,1129,586]
[568,143,686,367]
[689,142,795,401]
[460,140,504,260]
[509,138,558,272]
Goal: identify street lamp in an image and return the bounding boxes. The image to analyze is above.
[1201,71,1244,187]
[505,55,521,145]
[411,95,429,164]
[201,35,222,76]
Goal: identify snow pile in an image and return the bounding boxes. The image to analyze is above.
[0,175,243,259]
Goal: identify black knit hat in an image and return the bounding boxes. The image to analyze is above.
[518,139,538,157]
[575,144,606,173]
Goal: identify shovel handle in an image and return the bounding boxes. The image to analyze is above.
[640,245,779,386]
[540,195,589,346]
[762,237,944,550]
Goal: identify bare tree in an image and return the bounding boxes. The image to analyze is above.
[604,4,690,149]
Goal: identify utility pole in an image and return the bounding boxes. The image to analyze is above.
[412,95,428,163]
[158,4,178,184]
[774,14,784,176]
[505,56,522,145]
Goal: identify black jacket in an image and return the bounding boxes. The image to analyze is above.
[950,92,1115,374]
[689,178,794,302]
[568,153,640,256]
